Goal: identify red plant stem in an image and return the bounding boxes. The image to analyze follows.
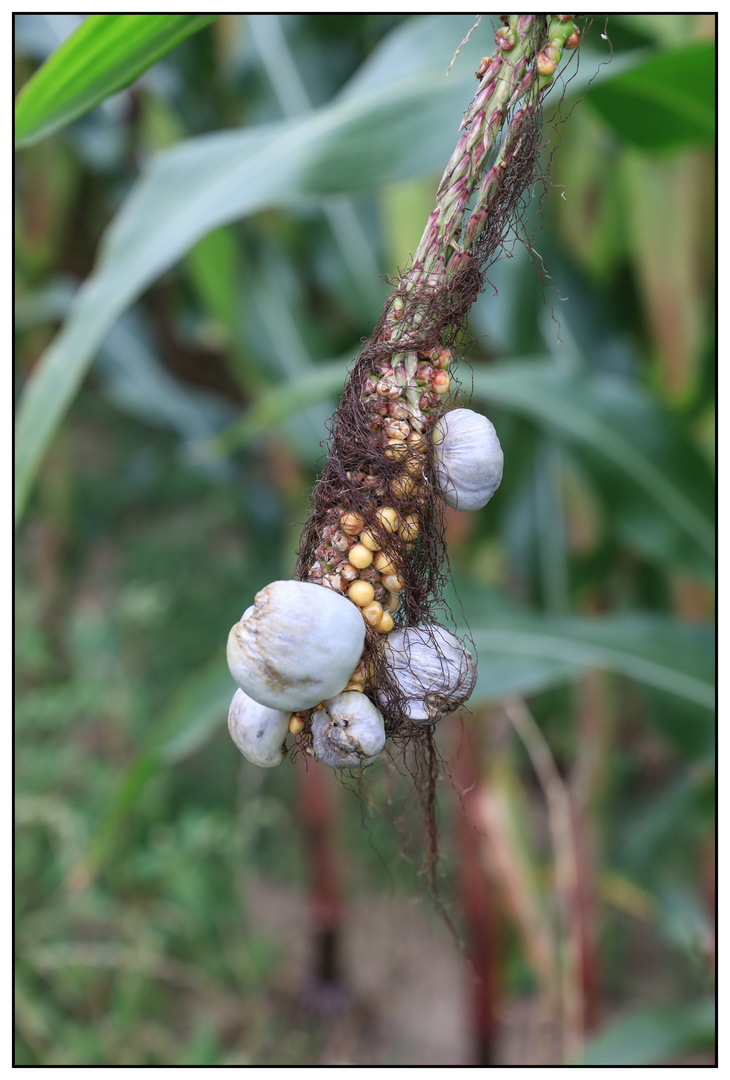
[297,757,343,986]
[570,807,600,1034]
[451,722,499,1065]
[570,669,607,1036]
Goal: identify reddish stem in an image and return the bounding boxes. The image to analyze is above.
[570,807,600,1034]
[451,723,500,1064]
[297,757,343,988]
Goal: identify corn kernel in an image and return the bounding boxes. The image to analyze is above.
[349,543,373,569]
[373,551,396,574]
[391,475,415,498]
[360,530,380,552]
[375,612,394,633]
[362,601,384,626]
[348,580,375,606]
[385,439,408,460]
[376,506,400,533]
[340,510,365,536]
[398,513,420,542]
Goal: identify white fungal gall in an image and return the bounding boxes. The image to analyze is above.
[226,580,366,711]
[228,688,291,768]
[311,691,386,769]
[433,408,504,512]
[379,624,477,722]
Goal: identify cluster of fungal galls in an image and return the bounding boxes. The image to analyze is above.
[226,400,504,771]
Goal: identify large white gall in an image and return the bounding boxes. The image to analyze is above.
[433,408,503,512]
[311,691,385,769]
[228,688,291,768]
[380,624,477,722]
[226,580,366,711]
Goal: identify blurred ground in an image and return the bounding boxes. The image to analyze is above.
[245,875,563,1067]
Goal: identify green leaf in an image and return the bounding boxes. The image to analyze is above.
[75,654,234,883]
[13,14,486,524]
[204,360,348,459]
[586,42,715,151]
[471,363,715,571]
[185,228,239,341]
[156,658,235,765]
[458,587,715,711]
[577,998,715,1065]
[15,14,219,148]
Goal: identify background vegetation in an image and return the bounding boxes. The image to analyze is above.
[15,13,715,1066]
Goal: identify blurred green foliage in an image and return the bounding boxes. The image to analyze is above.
[14,14,219,148]
[15,13,715,1066]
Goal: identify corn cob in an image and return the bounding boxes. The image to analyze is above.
[227,15,584,768]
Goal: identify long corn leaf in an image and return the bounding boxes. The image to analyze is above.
[454,582,714,710]
[14,14,219,148]
[586,41,715,151]
[471,364,715,568]
[468,620,714,710]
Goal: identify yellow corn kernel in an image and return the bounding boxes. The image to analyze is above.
[398,513,419,542]
[340,510,365,536]
[360,530,380,552]
[375,612,394,633]
[289,715,305,735]
[376,506,400,533]
[384,439,408,461]
[348,580,375,607]
[381,573,403,593]
[373,551,396,575]
[349,543,373,569]
[391,475,415,498]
